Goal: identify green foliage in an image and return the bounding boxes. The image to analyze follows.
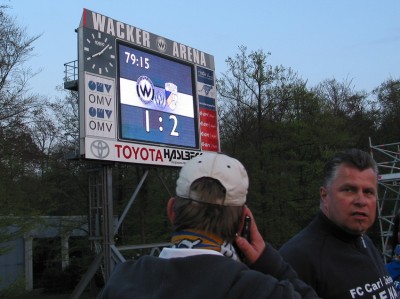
[373,78,400,143]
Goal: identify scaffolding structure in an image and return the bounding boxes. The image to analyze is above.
[369,139,400,262]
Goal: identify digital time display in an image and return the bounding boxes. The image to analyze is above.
[117,41,199,149]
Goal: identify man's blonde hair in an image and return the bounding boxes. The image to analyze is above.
[172,177,244,242]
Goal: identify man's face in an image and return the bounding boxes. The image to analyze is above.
[320,164,378,234]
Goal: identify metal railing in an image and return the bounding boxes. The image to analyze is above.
[64,60,78,82]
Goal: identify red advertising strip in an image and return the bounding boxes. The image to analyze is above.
[199,107,219,152]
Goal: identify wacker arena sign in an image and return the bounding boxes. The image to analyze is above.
[77,9,219,167]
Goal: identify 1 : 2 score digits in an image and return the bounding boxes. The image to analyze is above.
[145,110,179,137]
[124,51,150,69]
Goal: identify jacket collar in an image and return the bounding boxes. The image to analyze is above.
[316,211,365,247]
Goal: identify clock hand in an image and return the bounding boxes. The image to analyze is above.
[99,44,110,55]
[91,44,110,58]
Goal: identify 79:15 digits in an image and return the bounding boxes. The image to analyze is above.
[124,51,150,69]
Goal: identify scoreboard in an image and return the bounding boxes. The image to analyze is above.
[77,9,219,167]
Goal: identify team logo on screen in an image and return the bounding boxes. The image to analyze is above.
[154,91,166,108]
[136,76,178,110]
[136,76,154,104]
[165,82,177,110]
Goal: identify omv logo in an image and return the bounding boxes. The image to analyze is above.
[88,80,113,93]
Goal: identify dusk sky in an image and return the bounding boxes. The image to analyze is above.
[8,0,400,98]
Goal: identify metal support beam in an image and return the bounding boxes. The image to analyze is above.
[102,164,114,280]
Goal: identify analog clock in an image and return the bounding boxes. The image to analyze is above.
[84,30,115,75]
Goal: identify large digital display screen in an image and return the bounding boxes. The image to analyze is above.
[117,41,199,149]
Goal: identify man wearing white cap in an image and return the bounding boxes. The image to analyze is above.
[98,153,320,298]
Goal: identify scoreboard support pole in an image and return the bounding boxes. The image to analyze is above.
[70,164,172,299]
[70,164,116,299]
[102,164,114,280]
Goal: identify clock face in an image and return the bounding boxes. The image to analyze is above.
[84,30,115,75]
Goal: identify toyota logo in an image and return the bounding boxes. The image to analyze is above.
[90,140,110,159]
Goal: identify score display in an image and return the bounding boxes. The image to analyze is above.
[78,9,218,167]
[118,42,199,149]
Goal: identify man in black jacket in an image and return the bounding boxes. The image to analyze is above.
[280,149,397,299]
[98,153,320,298]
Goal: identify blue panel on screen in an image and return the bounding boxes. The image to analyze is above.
[117,41,199,149]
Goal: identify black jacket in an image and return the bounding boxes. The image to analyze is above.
[279,211,397,299]
[98,243,320,298]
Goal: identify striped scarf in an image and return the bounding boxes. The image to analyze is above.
[171,229,240,261]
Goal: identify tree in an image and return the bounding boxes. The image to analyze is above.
[0,5,73,254]
[312,78,375,150]
[217,46,325,245]
[372,78,400,144]
[0,5,44,130]
[0,5,44,213]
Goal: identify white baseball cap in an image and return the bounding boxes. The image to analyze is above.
[176,153,249,206]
